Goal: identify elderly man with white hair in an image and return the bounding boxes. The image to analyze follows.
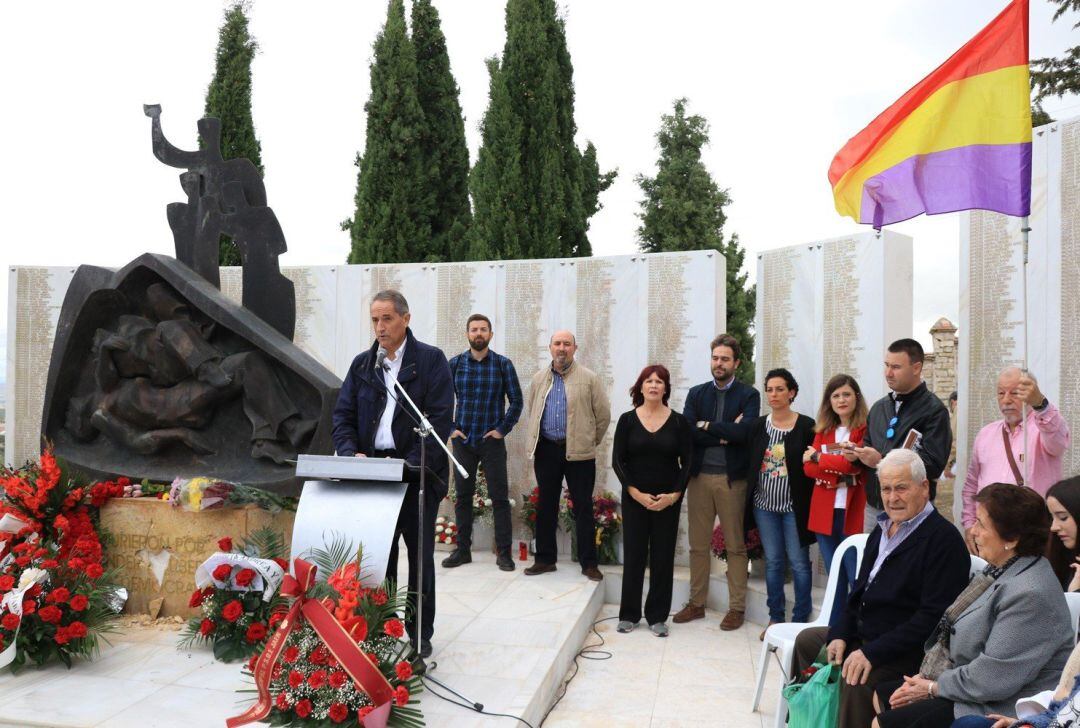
[791,449,970,728]
[961,367,1070,552]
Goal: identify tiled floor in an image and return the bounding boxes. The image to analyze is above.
[0,555,785,727]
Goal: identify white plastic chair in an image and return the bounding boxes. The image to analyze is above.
[1066,592,1080,644]
[751,533,868,728]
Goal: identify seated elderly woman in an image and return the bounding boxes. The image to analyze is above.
[871,483,1073,728]
[792,448,970,728]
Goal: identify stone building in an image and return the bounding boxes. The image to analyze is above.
[923,317,958,404]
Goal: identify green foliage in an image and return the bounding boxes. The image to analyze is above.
[636,98,755,382]
[1032,1,1080,103]
[470,0,615,260]
[204,1,263,267]
[411,0,472,262]
[1032,101,1054,127]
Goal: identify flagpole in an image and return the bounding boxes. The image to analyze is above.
[1021,215,1031,487]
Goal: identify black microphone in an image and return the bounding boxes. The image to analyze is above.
[375,345,389,371]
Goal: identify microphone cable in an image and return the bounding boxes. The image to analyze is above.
[539,615,618,726]
[419,661,538,728]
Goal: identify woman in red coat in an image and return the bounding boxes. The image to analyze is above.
[802,374,868,578]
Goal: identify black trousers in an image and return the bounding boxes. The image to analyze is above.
[533,437,598,568]
[386,481,439,644]
[875,680,956,728]
[452,437,512,553]
[619,492,680,624]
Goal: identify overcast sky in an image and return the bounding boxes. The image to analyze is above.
[2,0,1078,378]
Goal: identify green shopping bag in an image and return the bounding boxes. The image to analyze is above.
[782,662,840,728]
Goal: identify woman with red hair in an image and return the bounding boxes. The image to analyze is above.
[611,364,693,637]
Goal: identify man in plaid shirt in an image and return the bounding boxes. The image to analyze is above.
[443,314,524,571]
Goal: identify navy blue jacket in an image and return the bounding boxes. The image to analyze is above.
[331,328,454,497]
[682,379,760,480]
[828,507,969,668]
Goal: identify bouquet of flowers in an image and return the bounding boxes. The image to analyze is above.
[0,449,124,672]
[178,528,288,662]
[711,523,765,562]
[561,490,623,565]
[434,517,457,546]
[520,486,540,537]
[229,539,423,728]
[169,477,297,513]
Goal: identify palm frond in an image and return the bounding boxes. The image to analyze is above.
[240,526,287,560]
[302,531,357,580]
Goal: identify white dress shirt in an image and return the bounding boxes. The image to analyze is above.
[374,338,406,451]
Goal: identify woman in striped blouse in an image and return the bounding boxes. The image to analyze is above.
[746,368,817,640]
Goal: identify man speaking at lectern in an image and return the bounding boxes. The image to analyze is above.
[332,289,454,659]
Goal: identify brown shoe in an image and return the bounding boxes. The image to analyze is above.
[523,562,557,576]
[759,620,781,641]
[581,566,604,582]
[672,603,705,624]
[720,610,745,631]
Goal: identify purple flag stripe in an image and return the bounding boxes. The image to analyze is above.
[858,142,1032,227]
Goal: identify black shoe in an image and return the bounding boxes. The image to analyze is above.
[441,549,472,568]
[420,640,433,658]
[496,551,515,571]
[524,562,557,576]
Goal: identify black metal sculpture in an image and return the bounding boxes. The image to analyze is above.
[144,104,295,341]
[39,107,340,493]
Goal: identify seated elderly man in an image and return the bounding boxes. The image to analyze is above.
[792,449,970,728]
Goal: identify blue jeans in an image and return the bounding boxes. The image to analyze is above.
[753,507,812,622]
[815,508,858,627]
[949,717,996,728]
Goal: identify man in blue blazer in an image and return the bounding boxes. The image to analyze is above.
[332,290,454,659]
[674,334,760,631]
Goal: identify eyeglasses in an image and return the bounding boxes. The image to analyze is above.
[886,416,898,439]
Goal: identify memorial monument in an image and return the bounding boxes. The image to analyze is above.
[37,107,340,493]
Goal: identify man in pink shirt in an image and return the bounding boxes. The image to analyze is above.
[961,367,1070,551]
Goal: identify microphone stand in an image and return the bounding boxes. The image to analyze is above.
[378,359,466,682]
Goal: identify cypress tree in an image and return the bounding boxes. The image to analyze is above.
[411,0,472,261]
[471,0,614,260]
[204,1,263,266]
[636,98,755,382]
[344,0,431,264]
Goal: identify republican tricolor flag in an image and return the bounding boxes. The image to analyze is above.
[829,0,1032,228]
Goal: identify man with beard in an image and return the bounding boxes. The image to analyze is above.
[674,333,760,631]
[442,314,524,571]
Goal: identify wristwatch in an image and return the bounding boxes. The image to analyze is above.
[810,451,820,464]
[1036,397,1049,411]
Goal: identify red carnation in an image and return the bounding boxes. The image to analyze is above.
[37,605,62,624]
[247,654,258,672]
[394,685,410,706]
[22,600,36,615]
[372,589,388,606]
[309,645,329,665]
[217,537,233,552]
[288,670,304,689]
[85,563,104,579]
[395,661,413,681]
[0,575,13,592]
[383,618,405,639]
[67,621,87,639]
[274,693,290,711]
[188,589,205,608]
[14,556,29,568]
[40,559,58,570]
[46,587,70,604]
[328,703,349,723]
[199,619,216,636]
[212,564,233,582]
[272,557,288,571]
[234,568,256,587]
[69,594,89,611]
[221,599,243,623]
[307,669,327,689]
[54,627,70,645]
[1,613,19,631]
[328,671,347,689]
[28,584,42,598]
[283,646,300,663]
[245,622,267,643]
[294,699,312,719]
[269,610,285,628]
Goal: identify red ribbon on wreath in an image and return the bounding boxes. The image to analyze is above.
[227,558,394,728]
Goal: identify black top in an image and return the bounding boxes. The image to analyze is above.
[863,381,952,508]
[827,508,969,668]
[745,413,817,546]
[682,378,761,479]
[611,410,693,495]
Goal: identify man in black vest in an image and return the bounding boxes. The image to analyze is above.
[674,334,760,631]
[854,338,952,529]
